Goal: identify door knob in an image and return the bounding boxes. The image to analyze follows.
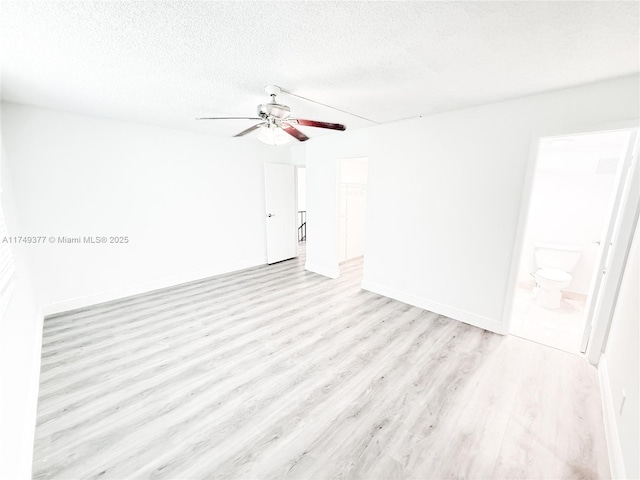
[267,213,275,218]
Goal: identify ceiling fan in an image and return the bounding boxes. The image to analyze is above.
[198,85,346,145]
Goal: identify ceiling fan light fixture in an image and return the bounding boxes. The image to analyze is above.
[257,124,290,146]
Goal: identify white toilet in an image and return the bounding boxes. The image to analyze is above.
[533,242,581,309]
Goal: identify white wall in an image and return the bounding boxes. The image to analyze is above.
[297,167,307,212]
[304,128,373,279]
[0,101,42,479]
[517,134,628,295]
[599,217,639,479]
[290,144,306,168]
[304,75,639,333]
[1,103,290,311]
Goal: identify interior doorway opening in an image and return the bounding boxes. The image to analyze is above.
[297,166,307,247]
[338,157,368,279]
[509,129,636,355]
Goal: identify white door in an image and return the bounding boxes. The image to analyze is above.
[580,130,639,352]
[264,163,297,264]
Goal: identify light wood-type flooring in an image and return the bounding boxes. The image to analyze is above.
[33,250,609,479]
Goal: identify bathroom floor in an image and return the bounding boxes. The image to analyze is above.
[510,287,586,355]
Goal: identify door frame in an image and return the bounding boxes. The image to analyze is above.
[585,133,639,364]
[580,130,638,353]
[501,119,640,362]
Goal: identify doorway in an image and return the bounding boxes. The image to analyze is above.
[509,130,635,355]
[297,166,307,251]
[338,158,368,277]
[264,163,298,264]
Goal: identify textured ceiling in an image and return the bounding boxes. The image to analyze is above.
[1,1,638,140]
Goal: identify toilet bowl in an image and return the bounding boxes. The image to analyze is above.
[533,243,581,309]
[534,268,572,309]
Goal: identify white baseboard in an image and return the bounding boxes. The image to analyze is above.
[598,354,626,479]
[41,257,267,316]
[360,280,504,334]
[305,262,339,279]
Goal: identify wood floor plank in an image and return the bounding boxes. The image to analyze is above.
[491,346,610,480]
[33,251,610,479]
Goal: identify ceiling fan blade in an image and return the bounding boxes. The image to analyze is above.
[197,117,262,120]
[234,123,265,137]
[282,124,310,142]
[291,119,346,131]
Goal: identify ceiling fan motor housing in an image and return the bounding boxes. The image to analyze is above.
[258,102,291,119]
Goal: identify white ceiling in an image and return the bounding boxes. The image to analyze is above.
[0,1,638,141]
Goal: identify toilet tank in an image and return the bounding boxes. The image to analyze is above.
[534,242,582,272]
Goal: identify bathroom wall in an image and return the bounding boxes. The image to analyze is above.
[517,131,630,296]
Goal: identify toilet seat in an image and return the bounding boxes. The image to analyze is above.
[536,268,571,283]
